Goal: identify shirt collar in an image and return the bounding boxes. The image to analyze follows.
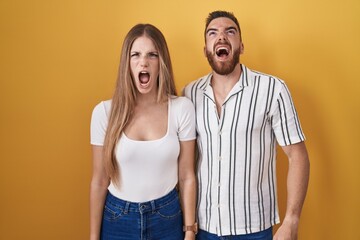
[199,64,252,97]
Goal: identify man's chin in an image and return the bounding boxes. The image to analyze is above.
[206,48,241,75]
[211,62,236,75]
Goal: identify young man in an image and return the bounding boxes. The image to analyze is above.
[183,11,310,240]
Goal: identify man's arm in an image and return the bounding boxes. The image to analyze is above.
[274,141,310,240]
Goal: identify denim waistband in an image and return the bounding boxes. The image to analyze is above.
[105,188,179,214]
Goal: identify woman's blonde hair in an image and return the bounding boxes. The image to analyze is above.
[103,24,177,186]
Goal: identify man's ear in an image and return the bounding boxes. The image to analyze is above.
[240,43,244,54]
[203,46,207,57]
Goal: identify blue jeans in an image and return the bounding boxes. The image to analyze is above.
[101,188,184,240]
[196,227,273,240]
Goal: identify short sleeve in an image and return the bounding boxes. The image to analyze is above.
[271,83,306,146]
[177,97,196,141]
[90,101,110,146]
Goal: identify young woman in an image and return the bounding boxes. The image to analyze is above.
[90,24,197,240]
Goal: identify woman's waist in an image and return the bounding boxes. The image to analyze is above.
[108,179,177,203]
[106,186,179,213]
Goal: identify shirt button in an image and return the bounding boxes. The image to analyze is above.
[218,156,222,161]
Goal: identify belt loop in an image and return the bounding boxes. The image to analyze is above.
[151,200,156,213]
[124,202,130,214]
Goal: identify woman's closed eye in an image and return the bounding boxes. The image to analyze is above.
[148,52,159,58]
[130,52,140,58]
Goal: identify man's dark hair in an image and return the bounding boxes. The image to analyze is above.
[205,10,241,39]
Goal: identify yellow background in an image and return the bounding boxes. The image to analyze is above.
[1,0,359,239]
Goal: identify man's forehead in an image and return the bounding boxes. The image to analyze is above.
[206,17,238,30]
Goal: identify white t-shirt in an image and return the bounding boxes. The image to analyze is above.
[90,96,196,202]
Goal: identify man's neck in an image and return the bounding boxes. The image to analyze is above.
[211,63,242,95]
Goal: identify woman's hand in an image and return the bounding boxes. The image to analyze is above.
[184,231,196,240]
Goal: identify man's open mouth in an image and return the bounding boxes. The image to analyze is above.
[216,47,230,57]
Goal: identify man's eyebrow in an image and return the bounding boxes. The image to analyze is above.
[206,28,218,34]
[206,26,238,34]
[226,26,238,32]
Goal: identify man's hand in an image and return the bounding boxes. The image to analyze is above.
[273,217,299,240]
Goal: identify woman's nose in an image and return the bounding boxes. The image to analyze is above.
[139,56,149,66]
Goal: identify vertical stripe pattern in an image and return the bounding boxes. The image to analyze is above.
[184,65,305,236]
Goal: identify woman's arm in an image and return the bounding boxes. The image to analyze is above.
[90,145,110,240]
[178,140,197,240]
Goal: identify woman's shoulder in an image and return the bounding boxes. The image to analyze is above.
[169,96,194,116]
[169,95,193,107]
[92,99,112,118]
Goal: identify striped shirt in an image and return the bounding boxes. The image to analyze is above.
[184,65,305,236]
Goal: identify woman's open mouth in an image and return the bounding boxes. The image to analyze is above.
[139,71,150,86]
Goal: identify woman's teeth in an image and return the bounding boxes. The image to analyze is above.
[139,71,150,84]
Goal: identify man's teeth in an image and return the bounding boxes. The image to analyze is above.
[217,47,228,51]
[216,47,229,56]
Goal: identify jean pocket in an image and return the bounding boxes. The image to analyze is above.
[156,197,182,219]
[103,202,125,221]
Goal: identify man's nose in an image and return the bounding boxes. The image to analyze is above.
[218,32,227,41]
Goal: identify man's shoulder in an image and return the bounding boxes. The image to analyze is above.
[183,73,211,96]
[246,66,285,85]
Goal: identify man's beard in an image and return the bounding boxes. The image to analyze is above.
[206,48,240,75]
